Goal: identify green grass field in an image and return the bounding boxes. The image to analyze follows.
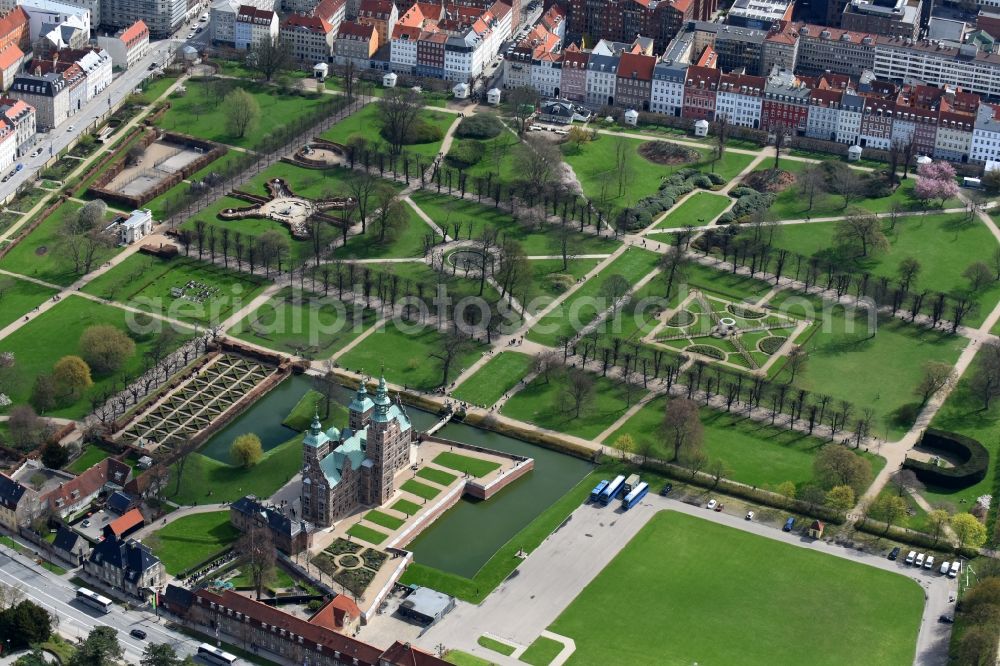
[771,297,966,439]
[347,523,388,545]
[229,287,378,359]
[408,191,619,257]
[519,636,563,666]
[320,104,456,162]
[550,511,923,665]
[157,79,332,150]
[0,276,57,329]
[166,436,302,505]
[149,511,241,575]
[82,253,268,326]
[417,466,458,485]
[655,191,732,229]
[338,324,488,391]
[445,651,495,666]
[606,397,883,489]
[335,204,437,260]
[391,498,422,515]
[764,212,1000,326]
[451,352,534,408]
[501,371,646,440]
[281,388,349,431]
[67,445,113,474]
[432,452,501,478]
[0,296,190,419]
[401,479,441,500]
[364,510,406,530]
[476,636,515,657]
[0,201,119,285]
[527,248,661,346]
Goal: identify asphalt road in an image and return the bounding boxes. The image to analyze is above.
[0,547,201,663]
[0,38,180,201]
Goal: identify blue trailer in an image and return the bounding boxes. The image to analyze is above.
[599,475,626,505]
[589,479,609,503]
[621,482,649,510]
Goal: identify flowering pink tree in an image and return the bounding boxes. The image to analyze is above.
[914,161,959,207]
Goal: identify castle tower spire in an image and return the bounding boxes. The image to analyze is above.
[373,372,391,421]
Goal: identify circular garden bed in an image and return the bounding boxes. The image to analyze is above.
[668,310,696,327]
[638,141,701,165]
[687,344,725,360]
[758,336,787,355]
[336,553,363,569]
[727,304,766,319]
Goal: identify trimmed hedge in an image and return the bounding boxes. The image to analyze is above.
[854,518,955,554]
[455,114,503,140]
[902,429,989,490]
[717,187,775,225]
[616,168,726,231]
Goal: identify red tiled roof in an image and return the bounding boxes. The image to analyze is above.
[195,589,383,665]
[43,459,131,510]
[314,0,345,20]
[358,0,394,18]
[670,0,693,12]
[119,20,148,43]
[696,44,716,68]
[283,13,333,33]
[309,595,360,631]
[0,7,28,41]
[338,20,375,38]
[0,45,23,70]
[617,51,655,80]
[380,641,451,666]
[107,508,144,536]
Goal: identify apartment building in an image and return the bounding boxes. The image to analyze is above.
[682,64,719,120]
[761,68,810,131]
[840,0,920,39]
[356,0,396,45]
[792,23,877,77]
[281,13,336,63]
[0,97,36,156]
[584,51,617,107]
[9,71,66,128]
[0,7,30,54]
[96,19,149,69]
[687,21,767,75]
[335,19,377,66]
[559,43,588,102]
[234,5,278,50]
[726,0,793,30]
[971,103,1000,163]
[716,71,765,127]
[615,50,655,111]
[101,0,185,37]
[761,20,798,75]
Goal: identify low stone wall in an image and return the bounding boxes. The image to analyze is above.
[387,481,465,551]
[466,457,533,501]
[362,550,412,623]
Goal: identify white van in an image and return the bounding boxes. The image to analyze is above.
[924,556,935,570]
[915,553,925,567]
[905,551,916,565]
[949,561,961,578]
[940,561,951,575]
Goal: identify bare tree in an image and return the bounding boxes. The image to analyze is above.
[506,86,539,134]
[835,210,888,257]
[970,340,1000,409]
[828,164,863,209]
[239,523,275,600]
[915,361,954,405]
[772,123,791,170]
[662,397,703,462]
[560,367,595,417]
[378,88,423,155]
[247,37,292,82]
[888,468,925,498]
[797,165,826,211]
[431,331,472,388]
[713,113,730,168]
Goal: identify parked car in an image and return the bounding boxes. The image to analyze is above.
[949,561,961,578]
[925,555,935,570]
[783,517,795,532]
[81,519,91,528]
[745,511,754,521]
[706,499,718,511]
[915,553,925,567]
[714,503,723,512]
[130,629,147,639]
[659,483,672,496]
[938,615,954,624]
[15,163,22,172]
[905,551,916,565]
[940,561,951,575]
[30,148,40,157]
[887,546,901,560]
[66,125,74,132]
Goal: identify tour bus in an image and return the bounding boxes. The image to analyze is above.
[197,643,239,665]
[76,587,113,614]
[599,475,626,505]
[589,479,609,503]
[621,482,649,511]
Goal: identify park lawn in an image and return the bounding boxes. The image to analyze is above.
[447,131,520,185]
[655,191,731,229]
[401,479,441,500]
[451,352,534,408]
[564,135,751,213]
[771,297,966,439]
[166,435,302,505]
[0,276,57,329]
[149,511,241,575]
[229,287,378,359]
[606,397,883,489]
[137,74,179,104]
[0,201,120,285]
[530,258,605,301]
[432,452,500,478]
[501,371,646,440]
[156,79,331,150]
[335,260,504,310]
[67,445,113,474]
[320,104,457,163]
[519,637,563,666]
[926,378,1000,509]
[82,253,268,326]
[0,295,190,419]
[408,191,619,256]
[242,160,379,201]
[338,323,488,391]
[550,511,923,666]
[281,388,349,431]
[685,262,774,302]
[335,203,438,259]
[527,248,661,346]
[364,510,406,531]
[417,467,458,486]
[391,498,421,515]
[445,651,495,666]
[476,637,515,657]
[763,212,1000,327]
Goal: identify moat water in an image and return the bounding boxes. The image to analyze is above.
[198,374,593,578]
